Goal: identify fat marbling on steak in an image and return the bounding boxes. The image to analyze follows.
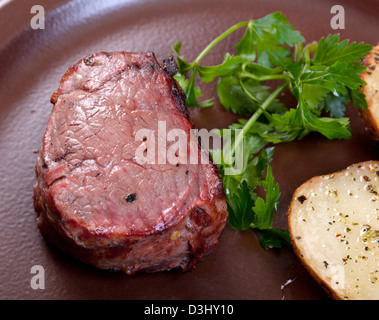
[33,51,228,274]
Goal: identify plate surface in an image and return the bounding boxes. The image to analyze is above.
[0,0,378,300]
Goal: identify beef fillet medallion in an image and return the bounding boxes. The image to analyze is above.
[33,51,228,274]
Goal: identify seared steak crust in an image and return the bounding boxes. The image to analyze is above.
[33,52,228,274]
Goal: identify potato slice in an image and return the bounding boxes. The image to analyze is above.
[287,161,379,300]
[360,44,379,140]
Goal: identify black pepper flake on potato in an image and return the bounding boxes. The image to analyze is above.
[297,195,307,204]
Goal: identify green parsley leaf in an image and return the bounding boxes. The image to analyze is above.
[217,74,286,115]
[254,228,291,249]
[235,12,304,67]
[251,166,281,230]
[322,93,348,118]
[313,34,373,66]
[227,180,256,230]
[297,99,351,140]
[348,87,369,110]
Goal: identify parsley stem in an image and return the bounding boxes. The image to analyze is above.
[239,72,287,82]
[231,81,289,156]
[193,21,249,65]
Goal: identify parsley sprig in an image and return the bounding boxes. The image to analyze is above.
[172,12,372,249]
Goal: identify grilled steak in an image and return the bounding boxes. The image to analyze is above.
[33,51,228,274]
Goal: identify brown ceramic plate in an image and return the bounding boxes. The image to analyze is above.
[0,0,378,300]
